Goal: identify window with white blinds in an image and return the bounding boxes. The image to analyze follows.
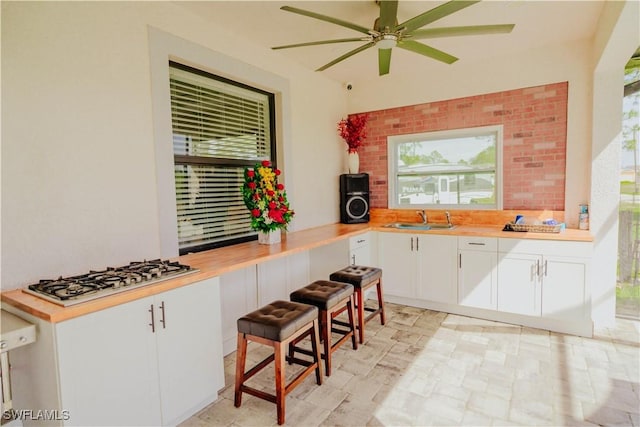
[169,62,275,254]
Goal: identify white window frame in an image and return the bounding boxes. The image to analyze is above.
[387,125,503,210]
[148,27,292,258]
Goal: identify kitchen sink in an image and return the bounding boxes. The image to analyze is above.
[426,223,456,230]
[383,222,456,231]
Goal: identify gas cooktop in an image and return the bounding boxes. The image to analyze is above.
[24,259,198,307]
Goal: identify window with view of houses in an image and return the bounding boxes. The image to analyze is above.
[388,125,503,209]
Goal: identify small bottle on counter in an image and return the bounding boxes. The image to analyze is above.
[579,204,589,230]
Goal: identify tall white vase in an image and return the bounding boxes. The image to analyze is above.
[348,152,360,174]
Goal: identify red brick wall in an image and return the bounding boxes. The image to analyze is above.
[357,82,568,210]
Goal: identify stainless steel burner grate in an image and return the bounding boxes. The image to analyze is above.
[24,259,198,306]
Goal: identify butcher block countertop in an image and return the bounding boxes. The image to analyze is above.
[1,211,592,323]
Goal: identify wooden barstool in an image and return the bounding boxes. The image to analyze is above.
[329,265,385,344]
[290,280,358,376]
[234,300,323,425]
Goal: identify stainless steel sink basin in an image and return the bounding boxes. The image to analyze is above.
[383,222,456,231]
[426,223,456,230]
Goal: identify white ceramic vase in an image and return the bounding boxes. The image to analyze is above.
[258,230,281,245]
[348,152,360,174]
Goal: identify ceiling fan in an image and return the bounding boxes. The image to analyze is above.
[272,0,515,76]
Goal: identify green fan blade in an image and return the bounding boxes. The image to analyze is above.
[273,38,366,50]
[410,24,515,39]
[281,6,371,35]
[377,0,399,32]
[397,40,458,64]
[378,48,392,76]
[399,0,480,33]
[316,42,376,71]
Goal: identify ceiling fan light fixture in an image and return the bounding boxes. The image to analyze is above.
[377,34,397,49]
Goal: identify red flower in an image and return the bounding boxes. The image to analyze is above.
[247,170,255,178]
[275,169,281,176]
[253,193,260,200]
[261,160,271,167]
[251,209,261,217]
[277,184,284,190]
[248,182,256,190]
[338,114,368,153]
[267,190,274,196]
[269,209,284,223]
[268,201,277,209]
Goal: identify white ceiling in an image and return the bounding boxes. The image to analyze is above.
[176,0,605,84]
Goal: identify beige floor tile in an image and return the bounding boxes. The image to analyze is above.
[180,304,639,427]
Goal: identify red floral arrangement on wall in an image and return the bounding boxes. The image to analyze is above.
[337,114,369,153]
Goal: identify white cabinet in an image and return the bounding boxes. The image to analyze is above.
[379,232,418,298]
[497,252,542,316]
[309,240,349,280]
[379,232,457,303]
[54,278,224,426]
[349,233,373,266]
[418,234,458,305]
[498,239,590,321]
[458,237,498,310]
[220,265,258,355]
[258,251,310,306]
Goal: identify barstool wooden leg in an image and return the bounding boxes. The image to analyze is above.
[274,342,285,425]
[377,279,386,325]
[320,309,332,376]
[355,288,365,344]
[234,332,248,408]
[347,295,358,349]
[311,319,323,385]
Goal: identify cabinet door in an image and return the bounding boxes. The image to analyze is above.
[220,266,259,355]
[156,278,224,426]
[542,256,588,320]
[350,233,371,266]
[379,232,417,298]
[497,253,542,316]
[258,252,311,305]
[458,249,498,310]
[350,245,370,266]
[418,235,458,304]
[56,297,161,426]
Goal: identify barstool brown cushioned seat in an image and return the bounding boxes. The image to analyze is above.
[290,280,357,376]
[329,265,385,344]
[234,300,323,425]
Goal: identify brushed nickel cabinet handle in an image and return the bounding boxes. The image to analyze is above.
[148,304,155,333]
[159,301,167,329]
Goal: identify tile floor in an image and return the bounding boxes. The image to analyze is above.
[181,303,640,427]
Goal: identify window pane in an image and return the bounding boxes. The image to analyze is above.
[396,172,495,206]
[390,126,500,209]
[170,65,271,161]
[175,164,254,251]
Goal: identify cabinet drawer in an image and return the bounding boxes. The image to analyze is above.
[350,233,370,250]
[458,236,497,252]
[499,238,592,258]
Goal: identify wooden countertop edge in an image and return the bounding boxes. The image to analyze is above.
[0,221,592,323]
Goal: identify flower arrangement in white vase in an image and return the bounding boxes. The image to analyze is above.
[242,160,294,244]
[337,114,368,174]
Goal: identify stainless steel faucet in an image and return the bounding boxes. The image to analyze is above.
[417,210,427,224]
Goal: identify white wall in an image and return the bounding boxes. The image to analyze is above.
[1,2,346,289]
[590,0,640,326]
